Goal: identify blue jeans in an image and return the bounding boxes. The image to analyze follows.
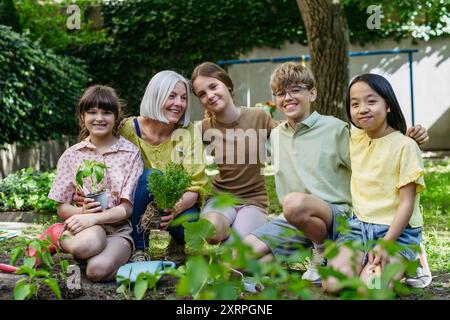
[337,215,422,262]
[131,169,199,250]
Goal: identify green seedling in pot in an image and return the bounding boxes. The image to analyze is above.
[140,162,192,231]
[75,160,109,209]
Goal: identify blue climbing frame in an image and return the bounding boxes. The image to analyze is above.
[217,49,418,125]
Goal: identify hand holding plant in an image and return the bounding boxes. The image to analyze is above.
[81,197,102,214]
[75,160,109,209]
[140,162,192,232]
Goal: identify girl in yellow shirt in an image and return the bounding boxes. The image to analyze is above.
[324,74,426,292]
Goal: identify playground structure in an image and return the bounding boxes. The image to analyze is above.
[218,49,418,125]
[208,43,449,151]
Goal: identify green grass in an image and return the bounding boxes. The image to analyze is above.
[421,159,450,273]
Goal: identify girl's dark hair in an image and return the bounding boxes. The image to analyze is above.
[191,62,234,119]
[346,73,407,134]
[76,85,124,141]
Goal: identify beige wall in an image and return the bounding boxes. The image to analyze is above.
[0,137,75,179]
[206,37,450,150]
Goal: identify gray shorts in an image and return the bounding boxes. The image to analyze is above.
[251,202,347,259]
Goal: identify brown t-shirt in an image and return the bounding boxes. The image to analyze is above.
[200,107,277,210]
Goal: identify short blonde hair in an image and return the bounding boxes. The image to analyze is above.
[270,62,316,93]
[140,70,190,127]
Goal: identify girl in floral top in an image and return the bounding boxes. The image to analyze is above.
[49,85,143,282]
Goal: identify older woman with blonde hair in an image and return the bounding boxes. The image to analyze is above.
[75,71,208,265]
[120,70,208,264]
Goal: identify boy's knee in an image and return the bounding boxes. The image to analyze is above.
[86,260,115,283]
[283,193,309,225]
[244,234,269,256]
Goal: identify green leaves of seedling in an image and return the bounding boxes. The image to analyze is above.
[14,278,36,300]
[75,160,109,194]
[176,256,210,298]
[11,233,68,300]
[184,219,216,253]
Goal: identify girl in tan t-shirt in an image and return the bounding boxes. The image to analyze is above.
[191,62,277,244]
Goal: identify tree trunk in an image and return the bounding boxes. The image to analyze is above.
[296,0,349,120]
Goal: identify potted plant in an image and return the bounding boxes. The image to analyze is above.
[75,160,109,209]
[140,162,192,231]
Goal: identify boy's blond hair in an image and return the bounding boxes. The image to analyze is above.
[270,62,316,93]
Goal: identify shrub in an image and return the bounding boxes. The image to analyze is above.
[0,0,21,32]
[0,167,57,213]
[148,162,192,210]
[0,25,90,147]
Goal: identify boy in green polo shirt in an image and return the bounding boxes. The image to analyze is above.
[243,62,428,284]
[244,62,351,283]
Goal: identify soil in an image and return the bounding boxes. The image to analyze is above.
[0,251,179,300]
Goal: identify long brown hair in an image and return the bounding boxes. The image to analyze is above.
[191,62,234,119]
[76,85,124,141]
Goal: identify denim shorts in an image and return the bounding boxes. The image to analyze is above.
[251,202,347,259]
[337,215,422,262]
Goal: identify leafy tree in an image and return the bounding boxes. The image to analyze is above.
[0,25,89,146]
[296,0,450,120]
[0,0,21,32]
[296,0,349,119]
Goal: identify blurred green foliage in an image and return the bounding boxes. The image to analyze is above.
[3,0,449,121]
[0,25,89,146]
[0,167,56,213]
[0,0,21,32]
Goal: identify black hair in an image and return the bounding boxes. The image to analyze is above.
[346,73,407,134]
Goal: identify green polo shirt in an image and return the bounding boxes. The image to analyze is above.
[268,111,352,214]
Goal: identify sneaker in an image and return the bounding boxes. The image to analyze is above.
[165,238,186,266]
[302,248,326,284]
[129,249,150,263]
[405,244,432,288]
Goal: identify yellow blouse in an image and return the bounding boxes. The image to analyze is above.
[350,128,425,228]
[120,118,209,205]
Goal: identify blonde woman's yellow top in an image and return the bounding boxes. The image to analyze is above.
[120,118,209,204]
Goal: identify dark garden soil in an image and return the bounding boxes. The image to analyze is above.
[0,251,179,300]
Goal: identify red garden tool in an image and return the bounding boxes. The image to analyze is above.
[26,223,65,266]
[0,263,18,273]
